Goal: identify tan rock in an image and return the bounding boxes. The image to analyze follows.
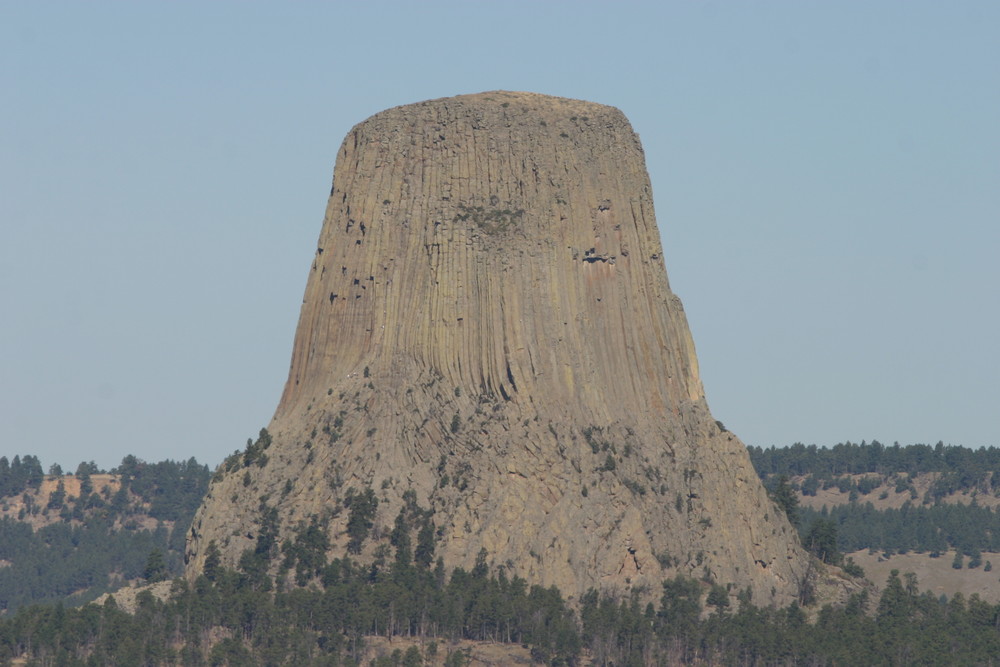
[186,91,810,606]
[92,580,175,614]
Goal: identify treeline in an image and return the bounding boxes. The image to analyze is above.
[0,456,210,613]
[0,455,44,498]
[1,454,209,524]
[114,455,210,522]
[751,441,1000,565]
[801,501,1000,558]
[4,559,1000,664]
[0,555,580,666]
[749,440,1000,482]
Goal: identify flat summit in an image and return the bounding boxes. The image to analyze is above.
[186,91,809,604]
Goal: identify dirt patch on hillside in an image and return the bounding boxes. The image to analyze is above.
[0,474,164,531]
[92,580,176,614]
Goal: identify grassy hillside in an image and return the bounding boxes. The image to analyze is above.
[750,441,1000,604]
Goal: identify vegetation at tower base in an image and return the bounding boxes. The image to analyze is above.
[5,548,1000,664]
[186,91,813,607]
[0,454,210,613]
[7,440,1000,662]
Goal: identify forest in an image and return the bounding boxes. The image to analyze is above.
[752,440,1000,563]
[2,439,1000,664]
[749,439,1000,481]
[3,536,1000,664]
[0,455,209,612]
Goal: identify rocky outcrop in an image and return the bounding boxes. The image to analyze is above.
[186,91,810,605]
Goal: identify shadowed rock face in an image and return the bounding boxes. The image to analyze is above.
[186,91,809,605]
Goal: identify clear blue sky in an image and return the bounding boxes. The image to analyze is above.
[2,2,997,470]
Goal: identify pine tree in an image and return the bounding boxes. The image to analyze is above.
[47,479,66,509]
[144,548,167,582]
[204,541,222,581]
[769,475,799,526]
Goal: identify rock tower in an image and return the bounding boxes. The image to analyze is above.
[186,91,809,605]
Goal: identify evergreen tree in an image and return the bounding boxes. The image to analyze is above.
[144,548,168,582]
[804,518,841,565]
[47,479,66,510]
[769,475,799,526]
[204,540,222,582]
[415,520,436,569]
[346,488,378,554]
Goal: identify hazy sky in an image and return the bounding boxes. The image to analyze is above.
[2,2,997,470]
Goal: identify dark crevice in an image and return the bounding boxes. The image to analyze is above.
[582,247,614,263]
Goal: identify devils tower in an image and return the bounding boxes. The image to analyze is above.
[186,91,810,605]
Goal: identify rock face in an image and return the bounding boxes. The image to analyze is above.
[186,91,809,605]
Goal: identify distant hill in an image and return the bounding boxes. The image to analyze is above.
[0,455,209,613]
[749,440,1000,603]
